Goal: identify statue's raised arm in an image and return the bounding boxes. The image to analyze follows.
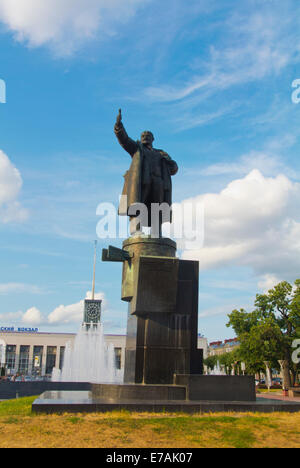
[116,108,122,126]
[114,109,138,157]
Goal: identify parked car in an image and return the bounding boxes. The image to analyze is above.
[14,376,25,382]
[24,376,33,382]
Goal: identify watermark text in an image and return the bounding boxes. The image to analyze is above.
[0,79,6,103]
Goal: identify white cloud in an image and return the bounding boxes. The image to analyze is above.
[0,291,107,326]
[0,0,147,55]
[200,152,296,179]
[0,283,42,295]
[22,307,42,325]
[199,303,244,319]
[0,150,28,224]
[142,3,300,131]
[47,290,106,324]
[257,274,282,293]
[180,169,300,280]
[145,6,300,104]
[0,311,23,322]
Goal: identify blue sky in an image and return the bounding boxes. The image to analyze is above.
[0,0,300,342]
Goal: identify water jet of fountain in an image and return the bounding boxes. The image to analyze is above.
[52,322,123,383]
[210,361,226,376]
[52,241,124,384]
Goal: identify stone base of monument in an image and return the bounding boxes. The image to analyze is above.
[173,375,255,401]
[90,383,187,401]
[32,375,257,413]
[90,375,256,402]
[120,236,203,385]
[32,375,300,413]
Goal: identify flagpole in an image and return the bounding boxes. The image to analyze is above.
[92,240,97,300]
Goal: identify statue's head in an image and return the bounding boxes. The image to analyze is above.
[141,131,154,148]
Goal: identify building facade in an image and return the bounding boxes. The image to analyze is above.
[197,335,208,360]
[208,338,240,357]
[0,329,126,378]
[0,328,207,378]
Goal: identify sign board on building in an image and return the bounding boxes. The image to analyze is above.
[0,327,39,333]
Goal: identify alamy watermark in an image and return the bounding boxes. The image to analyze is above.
[292,339,300,364]
[0,79,6,103]
[291,79,300,104]
[96,196,205,251]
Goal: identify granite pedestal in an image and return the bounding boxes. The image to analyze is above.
[121,236,203,385]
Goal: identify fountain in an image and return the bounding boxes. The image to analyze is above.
[210,361,226,376]
[52,323,123,384]
[52,240,123,385]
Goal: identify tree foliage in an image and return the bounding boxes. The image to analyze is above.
[203,354,219,371]
[226,280,300,385]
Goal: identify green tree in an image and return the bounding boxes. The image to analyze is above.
[203,354,219,372]
[227,280,300,387]
[218,350,237,375]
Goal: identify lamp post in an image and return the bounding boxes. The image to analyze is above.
[264,361,272,391]
[278,360,289,396]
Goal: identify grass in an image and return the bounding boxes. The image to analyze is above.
[0,397,300,448]
[256,389,282,393]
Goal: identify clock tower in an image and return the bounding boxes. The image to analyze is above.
[83,299,102,325]
[83,240,102,327]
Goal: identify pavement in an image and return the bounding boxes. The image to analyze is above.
[257,392,300,402]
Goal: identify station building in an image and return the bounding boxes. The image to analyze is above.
[208,338,240,357]
[0,327,126,378]
[0,327,207,378]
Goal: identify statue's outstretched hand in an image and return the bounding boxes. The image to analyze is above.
[116,109,122,125]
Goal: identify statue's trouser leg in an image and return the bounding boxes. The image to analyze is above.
[129,216,141,235]
[150,176,164,238]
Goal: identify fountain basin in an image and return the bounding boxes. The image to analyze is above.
[32,388,300,414]
[32,375,258,414]
[91,383,186,401]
